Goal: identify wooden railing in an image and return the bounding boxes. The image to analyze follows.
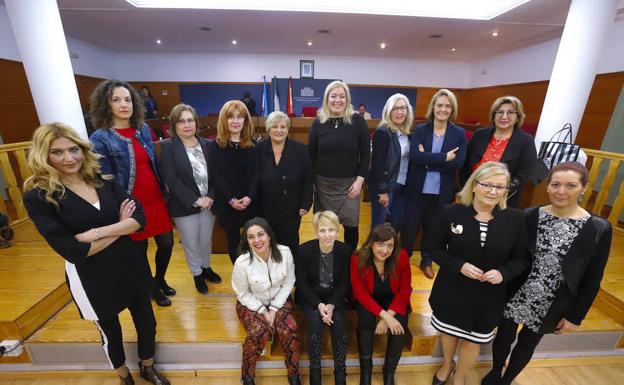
[0,141,31,225]
[581,149,624,232]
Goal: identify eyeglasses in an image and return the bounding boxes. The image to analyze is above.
[548,182,580,191]
[475,181,509,193]
[495,110,517,117]
[176,118,195,125]
[392,106,407,112]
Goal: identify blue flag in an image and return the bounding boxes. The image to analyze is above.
[261,76,268,117]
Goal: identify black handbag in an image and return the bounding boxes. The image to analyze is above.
[532,123,581,183]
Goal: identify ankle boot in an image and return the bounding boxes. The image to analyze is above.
[357,329,374,385]
[382,334,405,385]
[241,376,255,385]
[481,369,502,385]
[287,375,302,385]
[309,369,322,385]
[334,369,347,385]
[119,372,135,385]
[138,362,170,385]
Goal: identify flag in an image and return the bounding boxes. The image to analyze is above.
[261,76,268,117]
[286,77,294,116]
[271,76,281,112]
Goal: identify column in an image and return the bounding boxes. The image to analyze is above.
[5,0,87,139]
[534,0,619,149]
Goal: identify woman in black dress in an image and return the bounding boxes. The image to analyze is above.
[256,111,313,256]
[482,162,612,385]
[308,81,370,251]
[209,100,257,264]
[23,123,169,385]
[427,162,528,385]
[296,211,351,385]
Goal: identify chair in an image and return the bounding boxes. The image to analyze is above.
[302,106,318,117]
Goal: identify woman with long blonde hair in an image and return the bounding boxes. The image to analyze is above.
[24,122,169,385]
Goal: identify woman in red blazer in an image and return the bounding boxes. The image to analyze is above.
[351,223,412,385]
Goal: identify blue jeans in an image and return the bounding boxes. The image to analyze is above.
[369,182,407,232]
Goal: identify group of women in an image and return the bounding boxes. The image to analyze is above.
[21,78,612,385]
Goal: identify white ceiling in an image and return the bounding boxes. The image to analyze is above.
[24,0,624,60]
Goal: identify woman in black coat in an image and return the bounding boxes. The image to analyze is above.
[461,96,536,208]
[209,100,258,264]
[23,123,169,385]
[426,162,528,385]
[159,104,222,294]
[256,111,313,257]
[296,210,351,385]
[482,162,612,385]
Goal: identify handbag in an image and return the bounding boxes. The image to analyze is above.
[532,123,581,184]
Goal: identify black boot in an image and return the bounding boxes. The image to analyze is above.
[481,369,502,385]
[119,372,135,385]
[357,329,374,385]
[242,376,256,385]
[333,334,348,385]
[194,274,209,294]
[203,267,222,283]
[151,288,171,307]
[288,375,302,385]
[308,334,323,385]
[382,334,405,385]
[156,278,176,296]
[138,362,171,385]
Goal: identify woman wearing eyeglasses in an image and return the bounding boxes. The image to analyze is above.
[482,162,611,385]
[461,96,536,208]
[426,162,528,385]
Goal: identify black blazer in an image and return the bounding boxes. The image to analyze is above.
[462,127,537,207]
[521,207,612,332]
[23,180,150,319]
[256,138,313,225]
[296,239,351,310]
[426,204,529,333]
[406,121,467,203]
[159,136,216,218]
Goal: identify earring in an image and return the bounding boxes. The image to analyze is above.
[578,192,585,203]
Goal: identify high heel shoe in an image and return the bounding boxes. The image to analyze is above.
[432,360,455,385]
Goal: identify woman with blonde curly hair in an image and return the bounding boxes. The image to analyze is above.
[209,100,258,264]
[23,122,169,385]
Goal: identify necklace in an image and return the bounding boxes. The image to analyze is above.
[65,181,90,193]
[330,118,341,128]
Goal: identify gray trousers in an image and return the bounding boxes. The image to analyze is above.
[173,209,216,276]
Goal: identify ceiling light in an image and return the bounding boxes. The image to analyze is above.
[451,48,456,51]
[232,40,237,45]
[492,31,499,37]
[198,27,212,31]
[317,29,331,34]
[156,39,161,44]
[307,41,313,46]
[380,42,386,49]
[125,0,531,20]
[428,34,444,39]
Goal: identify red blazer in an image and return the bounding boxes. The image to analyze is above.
[350,249,412,316]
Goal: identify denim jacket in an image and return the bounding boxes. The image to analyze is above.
[90,123,160,195]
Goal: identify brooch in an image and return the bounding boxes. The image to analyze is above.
[451,223,463,234]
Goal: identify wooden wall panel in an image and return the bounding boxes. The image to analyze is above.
[130,82,181,119]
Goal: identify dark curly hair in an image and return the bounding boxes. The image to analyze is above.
[355,223,400,279]
[89,79,145,130]
[238,217,283,264]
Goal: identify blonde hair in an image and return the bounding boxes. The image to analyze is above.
[379,93,414,135]
[24,122,103,209]
[425,89,458,122]
[318,81,354,125]
[265,111,290,132]
[216,100,255,148]
[312,210,340,234]
[489,95,525,130]
[458,162,510,210]
[168,104,200,138]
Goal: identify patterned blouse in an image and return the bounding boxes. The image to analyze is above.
[185,143,209,197]
[503,208,589,332]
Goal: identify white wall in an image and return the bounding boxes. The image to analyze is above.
[116,53,472,87]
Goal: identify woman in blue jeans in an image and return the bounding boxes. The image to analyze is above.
[368,93,413,235]
[403,89,466,279]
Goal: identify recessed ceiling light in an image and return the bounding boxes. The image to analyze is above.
[380,42,386,49]
[156,39,161,44]
[198,26,212,31]
[307,41,313,46]
[232,40,237,45]
[317,29,331,34]
[428,34,444,39]
[451,48,456,51]
[492,31,499,37]
[126,0,531,20]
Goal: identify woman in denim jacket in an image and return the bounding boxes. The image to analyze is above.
[89,79,175,307]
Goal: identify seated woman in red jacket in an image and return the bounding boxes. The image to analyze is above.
[351,223,412,385]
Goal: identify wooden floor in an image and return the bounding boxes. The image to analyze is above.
[2,358,624,385]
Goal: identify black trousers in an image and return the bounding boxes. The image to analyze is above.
[355,302,408,331]
[220,222,242,264]
[271,216,302,259]
[402,194,442,266]
[136,230,174,290]
[94,294,156,369]
[302,306,347,371]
